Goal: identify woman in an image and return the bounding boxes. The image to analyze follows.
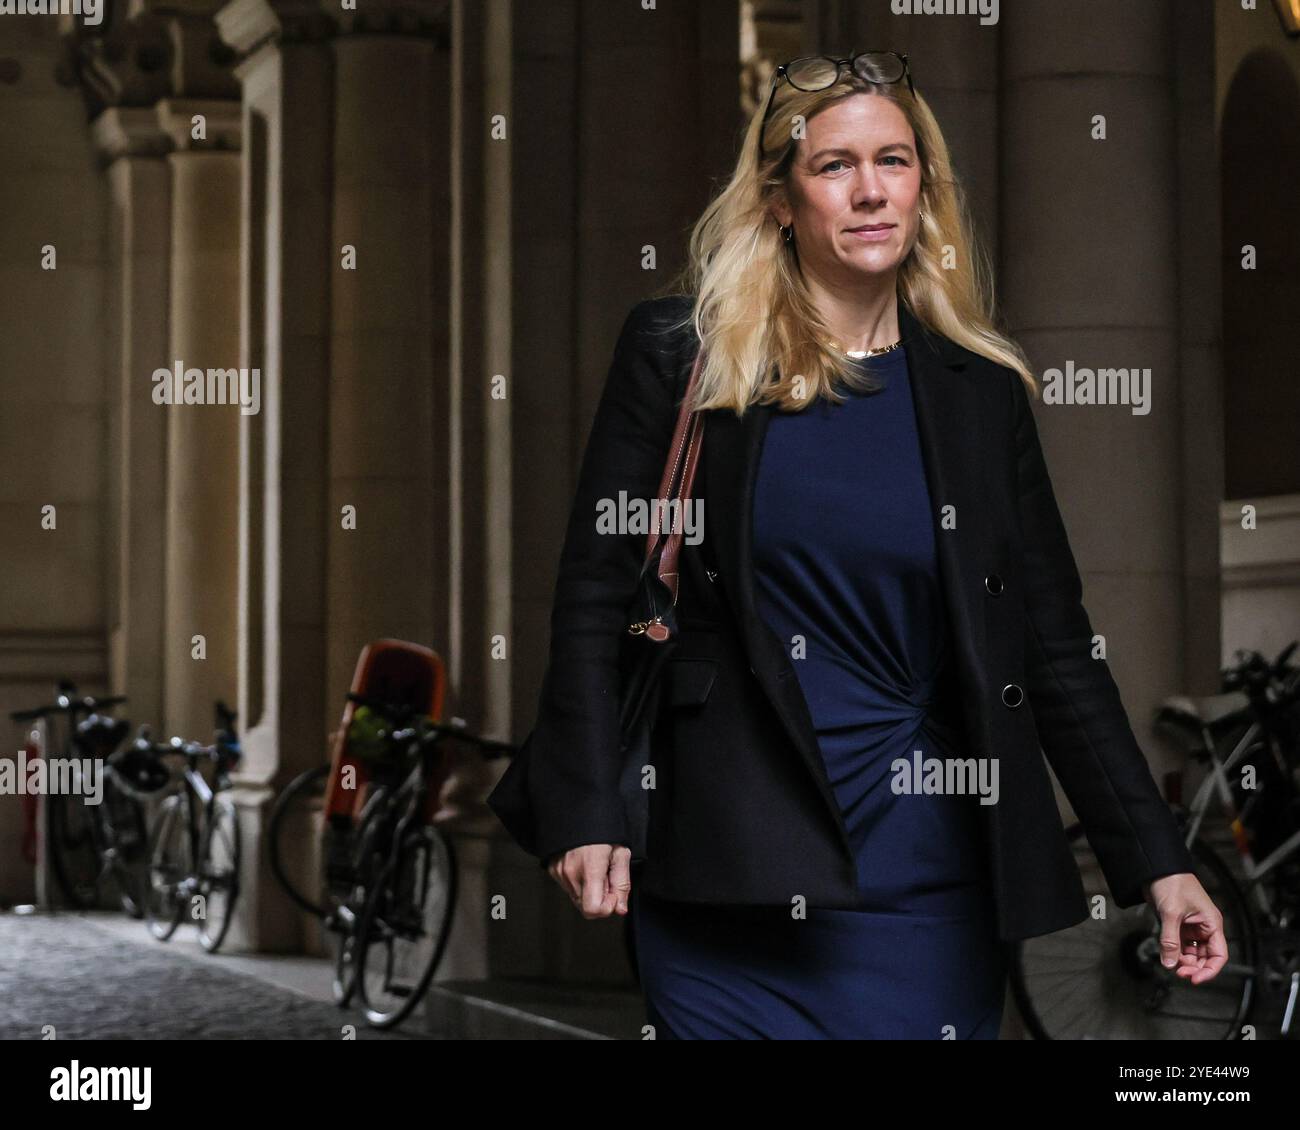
[488,50,1226,1038]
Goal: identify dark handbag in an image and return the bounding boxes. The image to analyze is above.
[489,347,707,865]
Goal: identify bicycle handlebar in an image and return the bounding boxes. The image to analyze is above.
[345,692,514,758]
[130,725,238,765]
[414,718,515,757]
[129,734,200,760]
[10,693,128,723]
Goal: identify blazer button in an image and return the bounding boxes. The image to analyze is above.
[1001,683,1024,708]
[984,573,1004,596]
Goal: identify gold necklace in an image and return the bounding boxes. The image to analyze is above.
[830,338,903,359]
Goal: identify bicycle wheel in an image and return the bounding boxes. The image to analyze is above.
[1010,824,1257,1039]
[47,785,100,909]
[332,909,362,1007]
[198,793,241,953]
[144,794,191,941]
[330,785,396,1007]
[354,825,457,1030]
[267,763,332,917]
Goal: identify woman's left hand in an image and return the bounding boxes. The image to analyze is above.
[1144,873,1228,985]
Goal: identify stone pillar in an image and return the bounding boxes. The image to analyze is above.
[92,109,172,730]
[325,23,501,994]
[217,0,454,956]
[446,0,491,817]
[157,99,242,743]
[998,5,1189,777]
[325,32,442,732]
[1172,3,1223,693]
[867,3,1001,259]
[217,0,336,952]
[416,0,498,1002]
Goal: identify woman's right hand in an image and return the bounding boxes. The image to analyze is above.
[546,844,632,918]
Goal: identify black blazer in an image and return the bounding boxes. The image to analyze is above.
[488,293,1196,941]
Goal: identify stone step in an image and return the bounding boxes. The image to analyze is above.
[423,978,647,1040]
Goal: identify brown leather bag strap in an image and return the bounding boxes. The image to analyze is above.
[643,349,706,605]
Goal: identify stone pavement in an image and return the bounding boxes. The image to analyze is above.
[0,910,416,1040]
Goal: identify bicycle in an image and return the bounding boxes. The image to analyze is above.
[271,738,418,1007]
[141,702,244,953]
[268,691,513,1028]
[9,682,147,917]
[267,637,447,1007]
[348,693,514,1028]
[1010,641,1300,1040]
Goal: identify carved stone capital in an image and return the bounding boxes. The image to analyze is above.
[58,9,174,116]
[215,0,335,65]
[60,1,239,118]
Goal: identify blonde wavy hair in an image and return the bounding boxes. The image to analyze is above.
[659,67,1036,414]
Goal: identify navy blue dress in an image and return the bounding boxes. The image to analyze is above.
[631,347,1008,1039]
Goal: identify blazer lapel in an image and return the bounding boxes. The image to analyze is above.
[898,300,990,714]
[701,299,988,851]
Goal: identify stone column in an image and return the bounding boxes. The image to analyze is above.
[997,5,1189,778]
[1172,3,1222,693]
[325,31,442,727]
[158,98,242,742]
[92,109,172,730]
[217,0,336,952]
[446,0,490,817]
[866,2,1001,259]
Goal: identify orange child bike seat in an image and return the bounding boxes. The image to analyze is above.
[322,639,446,824]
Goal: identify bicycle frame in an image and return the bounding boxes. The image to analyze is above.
[363,748,435,879]
[182,760,214,884]
[1181,710,1300,924]
[151,742,238,897]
